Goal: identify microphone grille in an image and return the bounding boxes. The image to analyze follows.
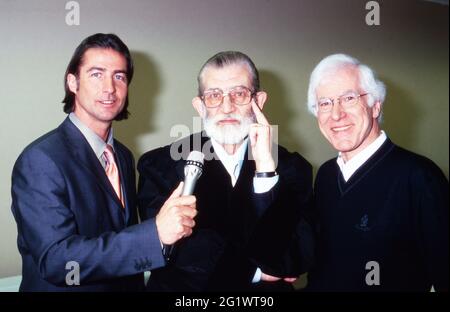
[186,151,205,165]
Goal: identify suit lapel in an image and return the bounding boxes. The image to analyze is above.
[197,133,255,191]
[175,159,185,180]
[59,118,125,228]
[114,145,131,224]
[174,131,216,181]
[234,147,254,188]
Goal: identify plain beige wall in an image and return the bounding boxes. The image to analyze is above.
[0,0,448,278]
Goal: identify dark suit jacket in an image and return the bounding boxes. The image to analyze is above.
[11,117,165,291]
[137,132,314,291]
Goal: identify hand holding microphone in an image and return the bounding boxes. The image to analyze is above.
[155,181,197,245]
[155,151,204,261]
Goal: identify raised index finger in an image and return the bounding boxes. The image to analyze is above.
[251,101,269,126]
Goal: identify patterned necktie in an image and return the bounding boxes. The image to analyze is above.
[103,144,124,208]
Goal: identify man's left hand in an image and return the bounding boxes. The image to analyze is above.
[261,272,298,283]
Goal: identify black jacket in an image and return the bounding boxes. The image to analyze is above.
[137,132,314,291]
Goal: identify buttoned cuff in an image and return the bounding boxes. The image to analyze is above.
[253,175,279,193]
[252,267,262,283]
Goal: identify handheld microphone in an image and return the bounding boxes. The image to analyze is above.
[163,151,205,262]
[181,151,205,196]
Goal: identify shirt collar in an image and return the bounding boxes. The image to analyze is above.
[336,130,387,182]
[210,137,248,182]
[69,112,114,160]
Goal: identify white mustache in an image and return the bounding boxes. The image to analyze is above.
[203,113,256,145]
[209,113,255,124]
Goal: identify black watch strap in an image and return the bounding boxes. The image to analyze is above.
[255,171,278,178]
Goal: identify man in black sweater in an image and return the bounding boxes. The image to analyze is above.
[305,53,448,291]
[138,51,314,291]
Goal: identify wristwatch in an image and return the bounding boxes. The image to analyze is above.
[254,171,278,178]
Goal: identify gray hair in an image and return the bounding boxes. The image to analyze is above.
[197,51,260,96]
[307,53,386,122]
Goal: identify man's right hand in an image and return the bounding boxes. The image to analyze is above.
[155,182,197,245]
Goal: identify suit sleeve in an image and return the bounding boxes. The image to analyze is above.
[137,148,176,221]
[248,151,315,277]
[11,147,165,287]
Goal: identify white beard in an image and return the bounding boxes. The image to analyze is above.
[203,112,255,145]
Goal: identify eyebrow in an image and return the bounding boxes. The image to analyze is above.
[319,89,356,99]
[204,85,248,92]
[86,67,127,75]
[340,89,356,96]
[86,67,105,73]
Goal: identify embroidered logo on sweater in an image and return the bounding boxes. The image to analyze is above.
[355,214,371,232]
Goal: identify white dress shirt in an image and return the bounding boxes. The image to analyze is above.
[69,113,115,169]
[210,138,279,191]
[336,130,387,182]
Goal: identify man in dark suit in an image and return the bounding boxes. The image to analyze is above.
[11,33,197,291]
[138,51,314,291]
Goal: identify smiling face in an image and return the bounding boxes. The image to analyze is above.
[67,48,128,138]
[316,66,381,162]
[192,63,266,145]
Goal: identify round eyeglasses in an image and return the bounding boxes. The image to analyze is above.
[201,86,255,108]
[316,92,368,113]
